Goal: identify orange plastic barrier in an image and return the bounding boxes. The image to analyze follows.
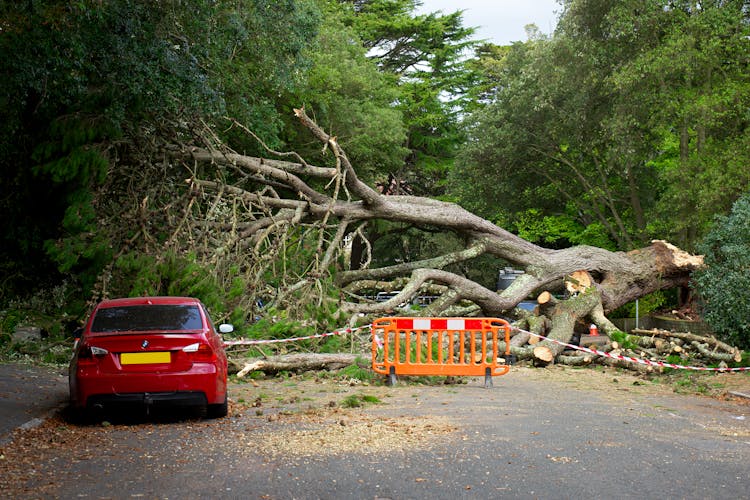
[371,317,512,387]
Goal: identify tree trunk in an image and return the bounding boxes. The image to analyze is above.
[235,353,365,377]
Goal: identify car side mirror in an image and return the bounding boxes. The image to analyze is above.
[218,324,234,334]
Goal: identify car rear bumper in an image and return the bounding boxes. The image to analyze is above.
[71,366,225,408]
[86,391,208,410]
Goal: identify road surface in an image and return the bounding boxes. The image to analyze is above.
[0,362,748,498]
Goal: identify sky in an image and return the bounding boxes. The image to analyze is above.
[415,0,561,45]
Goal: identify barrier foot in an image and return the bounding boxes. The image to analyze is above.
[484,367,493,389]
[387,366,398,386]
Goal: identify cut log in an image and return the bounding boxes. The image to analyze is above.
[564,270,592,295]
[632,328,742,362]
[530,285,602,365]
[557,354,595,366]
[599,356,657,374]
[690,341,743,363]
[235,353,364,377]
[537,291,555,305]
[533,345,554,365]
[579,334,610,347]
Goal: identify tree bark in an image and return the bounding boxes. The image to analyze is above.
[235,353,365,377]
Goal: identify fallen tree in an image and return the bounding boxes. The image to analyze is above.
[170,110,721,368]
[228,325,742,376]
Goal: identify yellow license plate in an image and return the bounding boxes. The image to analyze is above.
[121,351,171,365]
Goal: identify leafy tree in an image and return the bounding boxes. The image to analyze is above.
[693,192,750,349]
[453,0,750,252]
[209,0,321,152]
[452,34,634,250]
[335,0,479,196]
[325,1,481,271]
[284,3,408,180]
[1,0,218,295]
[609,0,750,251]
[464,43,512,110]
[0,0,321,300]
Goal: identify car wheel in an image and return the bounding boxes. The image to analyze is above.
[207,396,228,419]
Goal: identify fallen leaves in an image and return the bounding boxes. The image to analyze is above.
[0,415,110,496]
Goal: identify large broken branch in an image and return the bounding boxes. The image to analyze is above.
[178,110,707,366]
[339,239,489,285]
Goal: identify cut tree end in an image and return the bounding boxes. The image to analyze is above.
[564,270,592,295]
[533,345,555,365]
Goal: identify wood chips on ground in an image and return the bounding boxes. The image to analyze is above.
[245,410,458,458]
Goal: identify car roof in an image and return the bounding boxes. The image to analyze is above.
[96,297,202,308]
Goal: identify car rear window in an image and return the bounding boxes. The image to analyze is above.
[90,305,204,332]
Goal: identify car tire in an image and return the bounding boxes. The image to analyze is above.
[207,395,228,418]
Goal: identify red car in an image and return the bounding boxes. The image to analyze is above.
[69,296,232,419]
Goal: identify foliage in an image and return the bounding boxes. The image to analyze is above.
[241,297,347,353]
[608,331,640,351]
[608,0,750,252]
[336,362,377,383]
[288,4,408,180]
[245,317,315,341]
[0,282,80,363]
[453,0,750,252]
[0,0,322,302]
[451,30,650,250]
[108,251,230,318]
[211,0,322,152]
[609,291,668,319]
[513,208,616,250]
[336,0,479,195]
[340,393,381,407]
[693,191,750,349]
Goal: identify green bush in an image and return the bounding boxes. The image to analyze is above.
[693,192,750,349]
[111,251,228,318]
[609,291,669,319]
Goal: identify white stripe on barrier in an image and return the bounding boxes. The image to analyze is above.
[414,318,431,330]
[447,319,465,330]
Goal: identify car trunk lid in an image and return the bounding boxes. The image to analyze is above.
[80,332,211,374]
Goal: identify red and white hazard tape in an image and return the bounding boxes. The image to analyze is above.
[222,324,369,346]
[516,327,750,372]
[223,318,748,372]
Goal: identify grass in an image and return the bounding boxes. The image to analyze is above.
[340,393,382,408]
[336,363,377,383]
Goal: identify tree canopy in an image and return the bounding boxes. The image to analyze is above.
[1,0,748,353]
[452,0,750,253]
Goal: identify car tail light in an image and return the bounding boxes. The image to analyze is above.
[77,344,109,362]
[182,342,216,362]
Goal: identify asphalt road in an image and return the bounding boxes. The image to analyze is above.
[1,362,748,499]
[0,362,68,444]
